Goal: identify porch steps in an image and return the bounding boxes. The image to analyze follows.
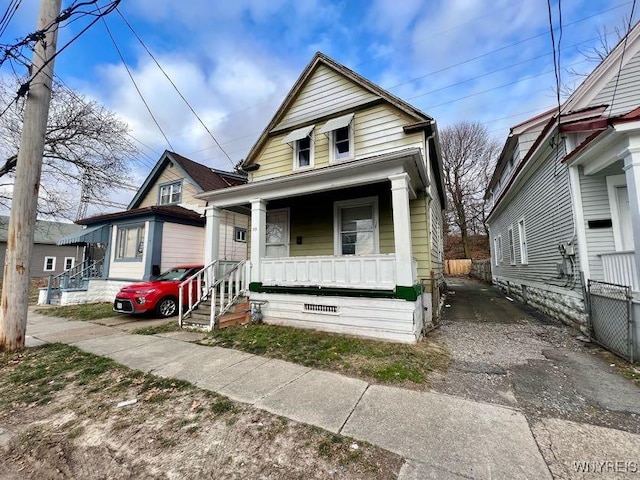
[181,297,250,329]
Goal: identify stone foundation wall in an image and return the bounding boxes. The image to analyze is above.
[494,277,587,332]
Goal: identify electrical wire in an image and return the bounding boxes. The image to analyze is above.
[98,11,174,151]
[0,0,22,39]
[114,7,235,169]
[609,1,638,112]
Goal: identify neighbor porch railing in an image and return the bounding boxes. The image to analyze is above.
[261,254,410,289]
[601,251,638,291]
[45,258,104,303]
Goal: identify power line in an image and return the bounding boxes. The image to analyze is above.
[114,7,235,169]
[98,10,174,151]
[610,2,638,112]
[0,0,22,39]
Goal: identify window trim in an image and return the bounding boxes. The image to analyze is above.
[333,196,379,256]
[234,226,247,243]
[493,237,499,266]
[293,130,314,171]
[325,115,355,164]
[497,234,503,263]
[115,223,145,262]
[43,256,56,272]
[518,218,528,265]
[508,226,516,265]
[158,180,183,205]
[64,257,75,270]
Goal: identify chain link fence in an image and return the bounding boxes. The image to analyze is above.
[587,280,634,363]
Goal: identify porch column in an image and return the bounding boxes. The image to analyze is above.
[622,145,640,288]
[204,206,221,269]
[250,199,266,283]
[389,173,414,286]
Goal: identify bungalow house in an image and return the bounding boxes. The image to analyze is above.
[185,52,446,343]
[0,215,82,278]
[43,150,248,305]
[485,21,640,362]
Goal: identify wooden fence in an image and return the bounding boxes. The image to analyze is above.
[470,259,492,283]
[444,259,472,276]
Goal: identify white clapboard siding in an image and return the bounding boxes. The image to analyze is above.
[275,64,379,131]
[589,49,640,116]
[160,223,204,271]
[578,162,620,281]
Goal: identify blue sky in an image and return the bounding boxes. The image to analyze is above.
[1,0,639,212]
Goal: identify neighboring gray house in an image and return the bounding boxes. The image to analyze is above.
[485,21,640,362]
[0,215,82,278]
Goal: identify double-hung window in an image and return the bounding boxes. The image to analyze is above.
[159,181,182,205]
[64,257,75,270]
[234,227,247,243]
[44,256,56,272]
[518,219,528,264]
[282,125,315,170]
[334,197,379,256]
[320,113,354,163]
[116,224,145,261]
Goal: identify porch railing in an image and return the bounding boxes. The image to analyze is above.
[45,258,104,303]
[600,251,638,291]
[178,259,248,330]
[261,254,400,289]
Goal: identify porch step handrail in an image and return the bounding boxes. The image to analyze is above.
[178,259,217,326]
[207,260,247,330]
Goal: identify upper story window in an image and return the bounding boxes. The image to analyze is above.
[282,125,315,170]
[159,181,182,205]
[320,113,354,163]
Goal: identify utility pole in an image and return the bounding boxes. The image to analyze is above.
[0,0,62,351]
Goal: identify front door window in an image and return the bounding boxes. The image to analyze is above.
[266,209,289,257]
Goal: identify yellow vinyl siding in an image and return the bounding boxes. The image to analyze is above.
[410,196,431,281]
[275,64,378,131]
[137,164,205,208]
[289,202,333,256]
[251,104,424,182]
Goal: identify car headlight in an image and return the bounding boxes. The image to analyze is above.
[134,288,156,295]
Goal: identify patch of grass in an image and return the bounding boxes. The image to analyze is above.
[133,321,181,335]
[1,344,124,405]
[35,302,116,321]
[202,324,450,386]
[211,398,239,415]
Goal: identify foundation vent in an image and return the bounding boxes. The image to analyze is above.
[304,303,338,314]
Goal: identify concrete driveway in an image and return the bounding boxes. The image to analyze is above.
[431,277,640,479]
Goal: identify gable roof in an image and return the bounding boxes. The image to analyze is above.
[128,151,246,209]
[0,215,81,244]
[487,21,640,200]
[242,52,434,168]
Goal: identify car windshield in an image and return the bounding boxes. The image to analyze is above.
[154,267,194,281]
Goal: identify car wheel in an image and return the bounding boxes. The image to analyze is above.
[156,297,178,318]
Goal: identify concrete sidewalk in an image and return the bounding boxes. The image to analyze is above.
[26,311,551,479]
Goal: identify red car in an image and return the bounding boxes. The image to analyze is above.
[113,264,203,318]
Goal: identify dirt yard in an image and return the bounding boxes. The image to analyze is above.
[0,344,402,479]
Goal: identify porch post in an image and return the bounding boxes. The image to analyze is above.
[622,146,640,288]
[389,173,414,286]
[250,199,266,283]
[204,206,221,271]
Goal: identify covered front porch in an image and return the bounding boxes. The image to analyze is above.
[199,149,432,342]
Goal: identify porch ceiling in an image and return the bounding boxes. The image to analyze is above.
[566,125,639,176]
[197,148,427,208]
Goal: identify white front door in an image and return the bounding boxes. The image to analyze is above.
[266,209,289,258]
[616,186,634,250]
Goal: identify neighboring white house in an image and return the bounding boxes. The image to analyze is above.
[486,21,640,362]
[44,151,248,305]
[190,52,446,343]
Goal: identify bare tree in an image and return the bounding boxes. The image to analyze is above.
[0,79,139,219]
[440,121,500,258]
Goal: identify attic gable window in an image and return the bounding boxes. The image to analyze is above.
[320,113,354,163]
[159,180,182,205]
[282,125,315,170]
